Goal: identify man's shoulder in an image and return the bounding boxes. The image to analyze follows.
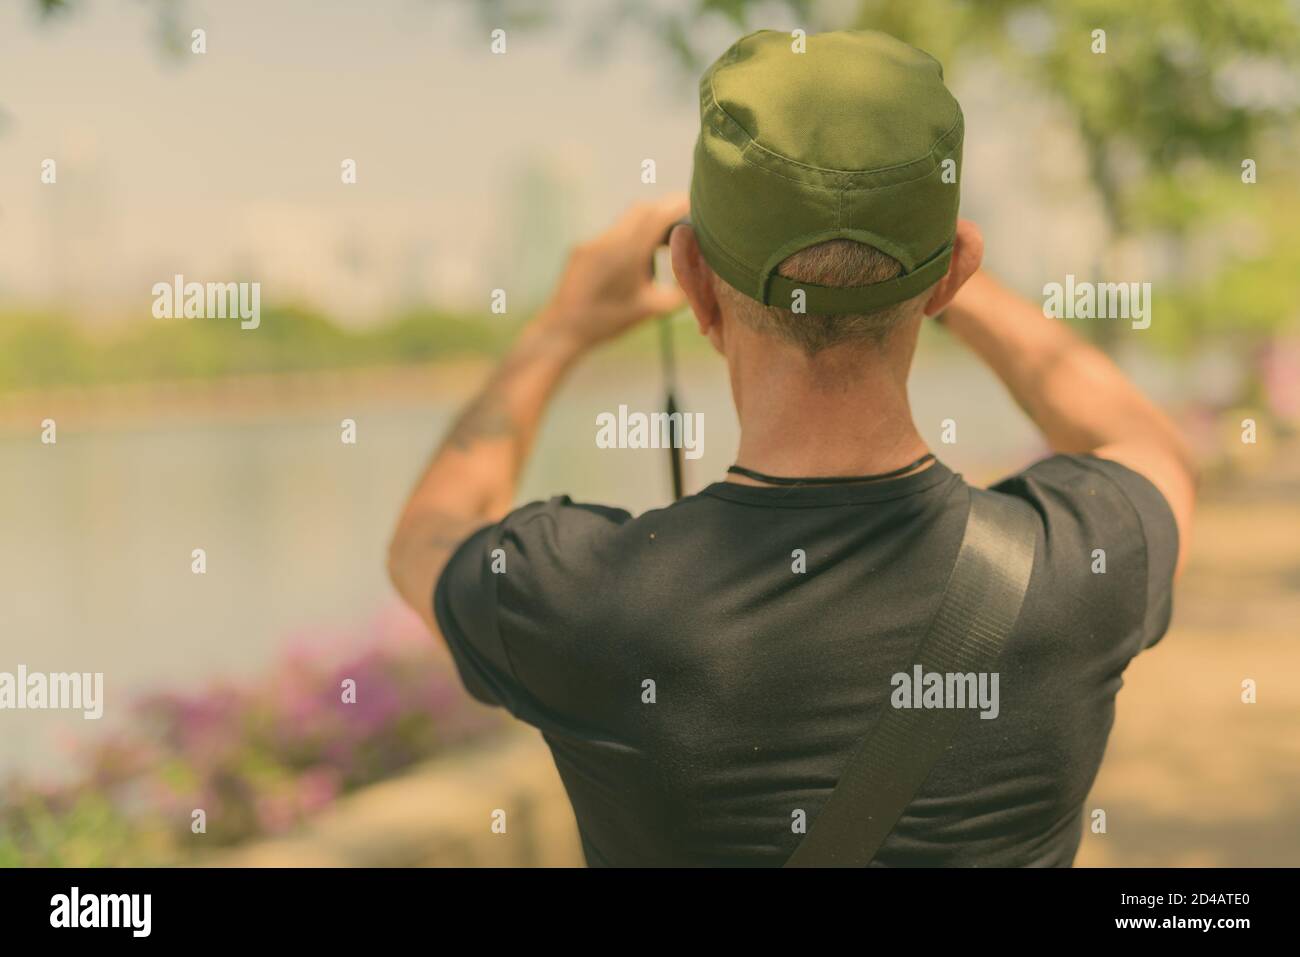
[989,452,1180,658]
[442,493,711,609]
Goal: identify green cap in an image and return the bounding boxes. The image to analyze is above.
[690,29,963,314]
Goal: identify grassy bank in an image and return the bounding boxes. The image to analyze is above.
[0,306,517,395]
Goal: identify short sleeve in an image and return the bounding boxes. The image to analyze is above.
[990,453,1179,656]
[432,496,633,716]
[433,522,514,708]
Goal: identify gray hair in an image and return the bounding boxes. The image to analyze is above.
[711,239,934,354]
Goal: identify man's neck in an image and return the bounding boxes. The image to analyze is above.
[727,323,929,483]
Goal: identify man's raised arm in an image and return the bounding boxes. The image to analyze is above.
[387,197,688,634]
[934,243,1197,574]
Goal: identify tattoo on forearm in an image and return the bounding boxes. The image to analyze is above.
[446,391,515,451]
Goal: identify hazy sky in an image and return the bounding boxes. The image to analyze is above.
[0,0,1106,324]
[0,0,719,322]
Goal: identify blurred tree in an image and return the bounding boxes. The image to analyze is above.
[20,0,1300,351]
[27,0,1300,249]
[31,0,192,55]
[460,0,1300,346]
[553,1,1300,236]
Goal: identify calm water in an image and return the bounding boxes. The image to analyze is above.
[1,350,1041,778]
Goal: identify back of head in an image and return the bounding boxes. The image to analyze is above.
[711,239,931,353]
[689,29,964,355]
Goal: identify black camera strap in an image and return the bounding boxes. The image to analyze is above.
[785,486,1039,867]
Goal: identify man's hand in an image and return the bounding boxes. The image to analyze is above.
[535,195,689,350]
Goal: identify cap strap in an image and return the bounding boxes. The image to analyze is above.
[763,242,953,315]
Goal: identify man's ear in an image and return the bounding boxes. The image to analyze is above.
[923,219,984,316]
[670,225,723,340]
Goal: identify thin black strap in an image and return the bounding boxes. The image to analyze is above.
[784,487,1038,867]
[727,453,935,487]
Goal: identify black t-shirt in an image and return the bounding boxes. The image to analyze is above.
[433,454,1178,867]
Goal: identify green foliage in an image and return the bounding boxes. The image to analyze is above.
[19,0,1300,348]
[35,0,77,17]
[1159,188,1300,348]
[605,0,1299,225]
[588,0,1300,339]
[0,306,514,394]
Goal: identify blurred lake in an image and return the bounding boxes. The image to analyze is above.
[3,339,1157,780]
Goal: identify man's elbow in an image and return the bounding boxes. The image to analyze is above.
[1170,428,1202,529]
[386,524,420,612]
[1169,425,1200,490]
[385,540,404,598]
[385,508,485,629]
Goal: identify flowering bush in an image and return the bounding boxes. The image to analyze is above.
[0,607,503,866]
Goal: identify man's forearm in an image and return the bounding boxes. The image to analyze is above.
[386,196,688,628]
[387,315,584,627]
[419,318,583,518]
[942,272,1190,463]
[942,270,1196,570]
